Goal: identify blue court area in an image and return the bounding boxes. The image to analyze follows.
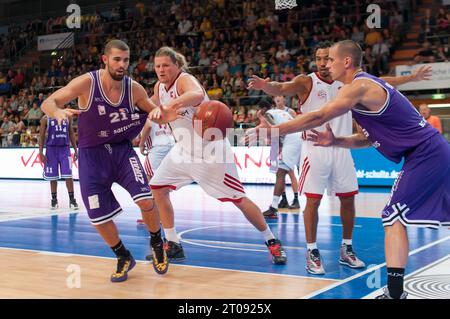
[0,183,448,299]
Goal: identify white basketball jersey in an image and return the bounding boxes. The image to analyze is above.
[300,73,352,139]
[266,108,293,124]
[145,120,175,148]
[158,72,209,155]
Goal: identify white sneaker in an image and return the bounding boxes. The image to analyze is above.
[339,244,366,269]
[306,249,325,275]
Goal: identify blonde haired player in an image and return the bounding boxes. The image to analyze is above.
[149,47,287,264]
[249,41,431,275]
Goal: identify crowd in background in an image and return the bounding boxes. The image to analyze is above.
[0,0,448,147]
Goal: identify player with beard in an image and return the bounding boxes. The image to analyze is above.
[41,39,168,282]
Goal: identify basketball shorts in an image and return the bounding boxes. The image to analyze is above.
[43,145,73,180]
[78,141,152,225]
[381,133,450,228]
[299,143,358,198]
[143,144,174,180]
[150,143,246,203]
[278,133,302,172]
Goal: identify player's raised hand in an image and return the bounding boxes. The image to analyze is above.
[54,108,80,126]
[306,123,336,147]
[247,75,270,90]
[139,141,148,156]
[410,65,432,82]
[245,110,274,146]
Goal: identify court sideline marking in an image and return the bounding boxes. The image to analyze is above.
[301,235,450,299]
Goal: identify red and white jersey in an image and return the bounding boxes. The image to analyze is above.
[145,120,174,149]
[300,72,352,141]
[158,71,209,155]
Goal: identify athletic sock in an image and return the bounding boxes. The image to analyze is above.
[164,227,180,243]
[111,240,130,258]
[271,195,280,209]
[387,267,405,299]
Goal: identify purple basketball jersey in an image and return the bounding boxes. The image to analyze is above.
[46,117,69,146]
[77,70,147,148]
[351,72,438,163]
[351,72,450,228]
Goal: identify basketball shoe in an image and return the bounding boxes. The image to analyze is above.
[278,197,289,209]
[263,206,278,219]
[306,249,325,275]
[289,198,300,209]
[266,239,287,265]
[50,199,58,210]
[151,240,169,275]
[375,287,408,299]
[70,199,79,210]
[111,253,136,282]
[339,244,365,269]
[146,240,185,262]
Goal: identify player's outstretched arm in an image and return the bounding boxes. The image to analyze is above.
[133,81,158,113]
[139,120,152,155]
[380,65,432,87]
[274,81,366,136]
[247,74,310,97]
[41,74,89,124]
[163,75,204,110]
[307,123,371,149]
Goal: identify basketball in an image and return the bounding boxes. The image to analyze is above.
[192,100,233,141]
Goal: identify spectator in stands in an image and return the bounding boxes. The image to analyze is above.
[436,45,449,62]
[436,8,449,44]
[365,27,383,47]
[1,115,15,147]
[351,26,365,46]
[414,41,436,63]
[419,104,442,134]
[419,9,436,43]
[24,102,43,128]
[372,37,390,74]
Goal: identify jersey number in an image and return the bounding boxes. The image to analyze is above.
[109,111,128,123]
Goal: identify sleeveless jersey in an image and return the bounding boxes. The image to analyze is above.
[266,108,293,125]
[77,70,147,148]
[351,71,438,163]
[46,117,70,146]
[158,72,209,155]
[145,121,175,148]
[300,72,352,140]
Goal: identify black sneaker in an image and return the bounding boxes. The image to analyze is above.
[263,206,278,219]
[266,238,287,265]
[151,240,169,275]
[50,199,58,210]
[278,197,289,208]
[70,199,79,210]
[289,198,300,209]
[110,253,136,282]
[146,240,186,262]
[375,287,408,299]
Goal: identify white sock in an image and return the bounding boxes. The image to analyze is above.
[271,195,280,209]
[307,242,317,251]
[342,239,352,246]
[164,227,180,243]
[261,227,275,243]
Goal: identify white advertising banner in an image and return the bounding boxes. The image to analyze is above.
[37,32,74,51]
[395,62,450,91]
[0,147,278,183]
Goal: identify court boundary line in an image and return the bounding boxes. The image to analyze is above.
[0,246,339,282]
[301,235,450,299]
[362,254,450,299]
